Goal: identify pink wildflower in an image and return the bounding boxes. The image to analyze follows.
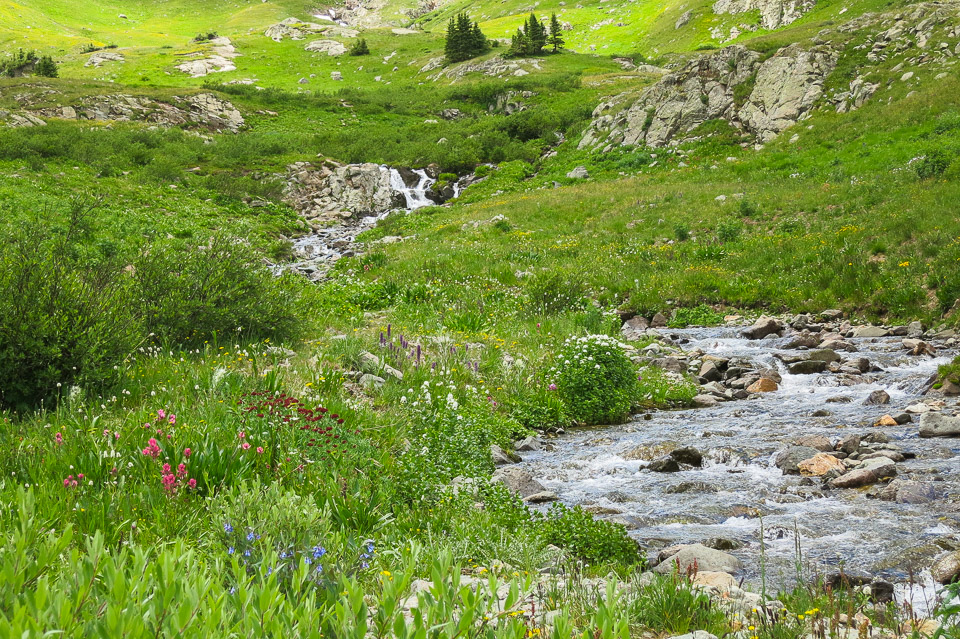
[187,478,197,490]
[183,448,192,458]
[157,409,166,420]
[548,383,557,391]
[177,463,187,478]
[55,432,63,446]
[238,431,246,440]
[256,447,264,454]
[241,442,251,450]
[162,463,171,474]
[168,414,176,425]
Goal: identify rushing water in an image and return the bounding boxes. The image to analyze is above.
[519,328,959,599]
[388,168,436,210]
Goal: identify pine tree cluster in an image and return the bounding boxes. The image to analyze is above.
[444,13,490,63]
[507,13,564,57]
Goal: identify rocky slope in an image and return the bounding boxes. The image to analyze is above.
[579,1,960,150]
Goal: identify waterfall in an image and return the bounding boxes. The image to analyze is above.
[387,167,435,210]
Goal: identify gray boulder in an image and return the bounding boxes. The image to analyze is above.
[919,412,960,438]
[712,0,815,29]
[743,316,784,339]
[566,166,589,179]
[878,479,944,504]
[788,360,827,375]
[654,543,741,574]
[491,467,544,497]
[774,446,821,474]
[863,390,890,405]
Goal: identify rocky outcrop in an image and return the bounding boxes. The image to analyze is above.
[283,161,405,223]
[579,43,836,149]
[429,56,544,81]
[265,17,329,41]
[305,40,347,55]
[176,37,238,77]
[713,0,815,29]
[85,50,124,67]
[737,44,837,142]
[8,93,244,132]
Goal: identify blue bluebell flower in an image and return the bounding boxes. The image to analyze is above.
[246,531,255,542]
[244,549,251,557]
[312,545,327,559]
[228,546,235,555]
[224,523,234,534]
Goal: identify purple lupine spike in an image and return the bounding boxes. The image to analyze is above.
[387,324,392,338]
[416,344,421,364]
[380,331,385,346]
[431,362,437,370]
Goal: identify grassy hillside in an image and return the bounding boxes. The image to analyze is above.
[2,0,960,634]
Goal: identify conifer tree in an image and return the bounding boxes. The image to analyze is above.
[444,13,489,62]
[548,13,565,53]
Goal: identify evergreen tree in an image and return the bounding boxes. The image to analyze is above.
[526,13,546,54]
[548,13,565,53]
[506,28,528,58]
[348,38,370,56]
[34,55,58,78]
[444,13,489,62]
[444,17,458,61]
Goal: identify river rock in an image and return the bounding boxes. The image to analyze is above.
[670,446,703,467]
[747,378,778,393]
[651,312,669,327]
[692,394,719,407]
[566,166,589,179]
[874,414,898,426]
[692,571,737,592]
[774,446,821,474]
[809,349,841,363]
[491,467,544,497]
[797,453,846,476]
[699,361,724,382]
[665,481,718,494]
[654,543,741,575]
[649,456,681,472]
[524,491,559,503]
[514,436,541,452]
[743,316,784,339]
[838,434,860,454]
[794,435,833,451]
[621,316,650,340]
[785,333,819,349]
[359,373,385,389]
[490,444,520,465]
[931,551,960,584]
[918,412,960,438]
[851,325,889,338]
[903,338,936,356]
[941,380,960,396]
[828,457,896,489]
[878,479,944,504]
[789,360,827,375]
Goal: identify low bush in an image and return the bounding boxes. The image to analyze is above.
[132,235,306,345]
[668,304,725,328]
[538,502,642,565]
[549,334,637,425]
[0,209,140,409]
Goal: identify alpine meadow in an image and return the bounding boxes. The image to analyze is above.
[2,0,960,636]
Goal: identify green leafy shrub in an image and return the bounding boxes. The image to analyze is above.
[717,219,743,242]
[538,502,641,565]
[525,271,587,314]
[914,150,949,179]
[674,223,691,242]
[132,234,306,345]
[348,38,370,56]
[549,334,637,425]
[503,386,570,431]
[668,304,725,328]
[630,572,729,634]
[0,213,140,409]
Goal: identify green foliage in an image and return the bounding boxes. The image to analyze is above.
[348,38,370,56]
[132,234,306,345]
[668,304,725,328]
[673,222,691,242]
[717,219,744,242]
[538,502,641,565]
[503,385,570,431]
[914,150,950,179]
[0,205,140,410]
[525,271,587,314]
[937,355,960,386]
[193,31,218,42]
[550,334,637,425]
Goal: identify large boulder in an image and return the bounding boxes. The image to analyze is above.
[654,543,741,574]
[305,39,347,55]
[932,552,960,584]
[737,45,837,143]
[918,412,960,438]
[491,467,545,498]
[283,161,406,222]
[878,479,944,504]
[743,316,784,339]
[788,360,827,375]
